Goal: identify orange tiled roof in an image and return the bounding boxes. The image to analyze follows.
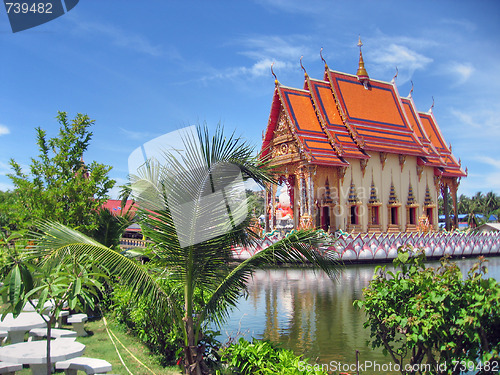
[400,97,445,167]
[261,64,465,180]
[308,78,368,159]
[326,70,427,157]
[278,85,348,166]
[419,111,466,177]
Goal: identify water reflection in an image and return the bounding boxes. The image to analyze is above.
[221,256,500,373]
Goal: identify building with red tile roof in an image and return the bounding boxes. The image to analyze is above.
[261,40,466,233]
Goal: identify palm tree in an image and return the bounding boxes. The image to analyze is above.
[29,126,338,375]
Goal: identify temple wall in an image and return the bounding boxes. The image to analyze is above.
[310,152,439,233]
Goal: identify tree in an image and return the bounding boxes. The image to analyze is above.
[27,126,339,375]
[355,247,500,375]
[0,190,24,232]
[1,244,105,375]
[8,112,115,234]
[92,204,135,250]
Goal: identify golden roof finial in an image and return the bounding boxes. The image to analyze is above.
[300,55,308,77]
[391,66,398,84]
[356,36,369,85]
[320,47,328,69]
[271,62,278,86]
[430,96,435,113]
[409,80,414,97]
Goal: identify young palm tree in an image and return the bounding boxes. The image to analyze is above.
[29,126,339,375]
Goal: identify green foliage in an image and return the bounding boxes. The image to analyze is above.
[0,191,24,232]
[92,206,135,249]
[111,275,185,365]
[216,338,327,375]
[355,246,500,375]
[27,125,339,375]
[7,112,115,234]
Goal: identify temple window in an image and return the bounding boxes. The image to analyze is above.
[387,180,401,232]
[347,178,362,233]
[367,177,382,233]
[390,206,399,225]
[423,184,436,229]
[426,207,434,225]
[409,207,416,225]
[405,182,419,232]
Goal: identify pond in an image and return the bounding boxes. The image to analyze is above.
[221,256,500,374]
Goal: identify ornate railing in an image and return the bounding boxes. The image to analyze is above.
[232,231,500,262]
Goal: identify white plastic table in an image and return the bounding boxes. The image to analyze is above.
[0,338,85,375]
[0,313,47,343]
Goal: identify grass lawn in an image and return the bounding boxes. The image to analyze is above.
[15,317,181,375]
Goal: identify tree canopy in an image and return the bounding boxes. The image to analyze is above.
[355,248,500,375]
[7,112,115,234]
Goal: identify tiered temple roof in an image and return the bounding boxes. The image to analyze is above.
[261,43,467,179]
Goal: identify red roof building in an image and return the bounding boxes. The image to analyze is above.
[262,40,465,233]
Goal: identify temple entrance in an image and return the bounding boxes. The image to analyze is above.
[321,206,330,232]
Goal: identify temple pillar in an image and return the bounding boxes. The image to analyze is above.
[450,178,459,229]
[298,167,305,218]
[442,184,450,231]
[265,183,270,232]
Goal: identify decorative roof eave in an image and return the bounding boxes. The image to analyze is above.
[324,69,366,149]
[419,109,466,177]
[274,84,313,163]
[304,74,348,158]
[391,83,425,150]
[306,79,370,161]
[418,109,453,155]
[260,86,283,159]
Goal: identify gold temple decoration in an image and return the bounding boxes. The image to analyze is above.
[399,154,406,172]
[380,152,388,169]
[360,158,368,178]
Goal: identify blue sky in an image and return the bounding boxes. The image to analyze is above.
[1,0,500,198]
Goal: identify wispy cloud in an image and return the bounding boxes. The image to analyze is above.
[473,156,500,169]
[0,161,10,175]
[0,181,14,192]
[202,35,311,81]
[370,43,433,83]
[254,0,329,15]
[69,19,175,58]
[450,106,500,135]
[120,127,159,141]
[449,62,474,85]
[0,124,10,136]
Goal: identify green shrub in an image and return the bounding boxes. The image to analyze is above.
[216,338,328,375]
[111,279,183,365]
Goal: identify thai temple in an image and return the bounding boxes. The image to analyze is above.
[261,39,467,234]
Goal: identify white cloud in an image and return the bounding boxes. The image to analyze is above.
[0,124,10,136]
[70,19,170,58]
[254,0,328,14]
[203,35,311,82]
[0,181,14,192]
[449,62,474,85]
[450,107,500,136]
[473,156,500,169]
[0,161,9,175]
[449,108,481,129]
[370,43,433,83]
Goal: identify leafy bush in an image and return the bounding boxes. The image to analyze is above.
[111,279,183,365]
[216,338,328,375]
[355,247,500,375]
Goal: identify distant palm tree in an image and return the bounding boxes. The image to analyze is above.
[30,126,338,375]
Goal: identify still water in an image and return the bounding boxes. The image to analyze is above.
[221,256,500,373]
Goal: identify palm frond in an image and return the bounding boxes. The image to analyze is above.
[29,221,172,314]
[201,229,338,327]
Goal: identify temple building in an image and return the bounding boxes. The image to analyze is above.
[261,39,466,234]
